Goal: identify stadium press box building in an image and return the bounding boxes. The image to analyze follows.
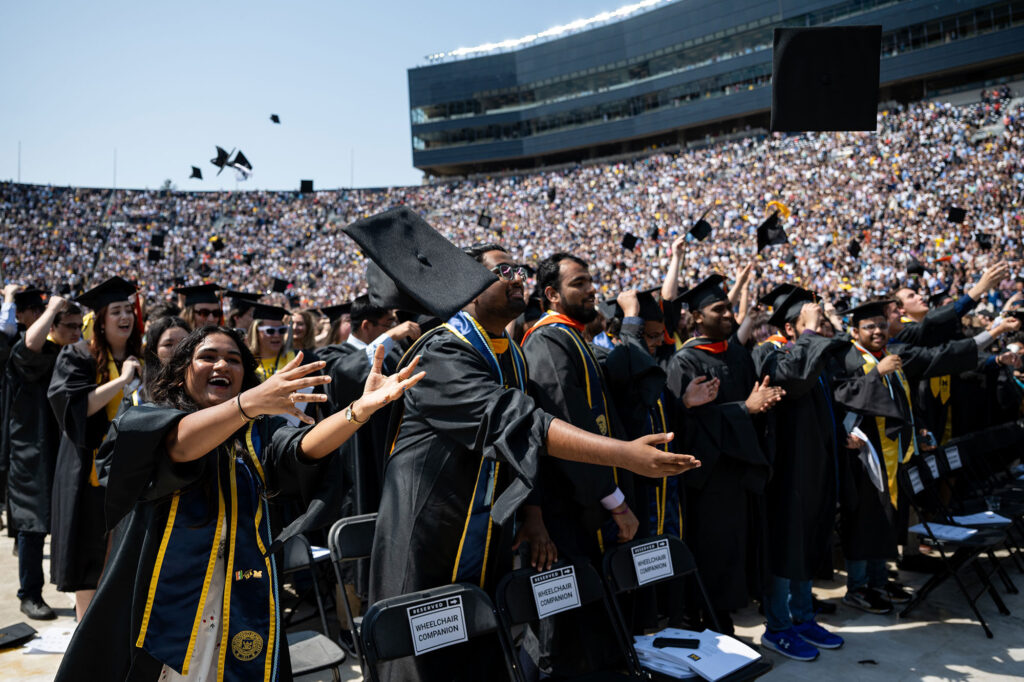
[407,0,1024,177]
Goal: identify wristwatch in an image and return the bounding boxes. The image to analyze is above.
[345,403,366,424]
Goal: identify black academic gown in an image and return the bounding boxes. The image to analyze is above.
[665,338,770,613]
[370,327,550,682]
[752,333,848,580]
[3,338,61,535]
[46,343,112,591]
[56,406,331,682]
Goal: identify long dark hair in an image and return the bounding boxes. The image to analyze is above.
[142,316,190,394]
[150,326,260,412]
[90,302,143,383]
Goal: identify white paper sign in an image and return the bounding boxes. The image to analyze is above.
[925,455,940,479]
[946,446,962,470]
[407,596,468,655]
[908,467,924,494]
[632,538,674,586]
[531,566,581,618]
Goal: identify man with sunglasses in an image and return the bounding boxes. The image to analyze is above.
[2,293,82,620]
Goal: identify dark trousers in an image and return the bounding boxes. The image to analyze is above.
[18,531,45,601]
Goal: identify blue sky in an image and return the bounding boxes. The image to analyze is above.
[0,0,624,191]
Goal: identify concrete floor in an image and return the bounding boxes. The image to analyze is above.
[2,532,1022,681]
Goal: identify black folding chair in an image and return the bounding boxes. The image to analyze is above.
[280,534,333,635]
[495,560,641,681]
[602,535,771,681]
[360,582,518,682]
[327,513,377,673]
[898,462,1011,638]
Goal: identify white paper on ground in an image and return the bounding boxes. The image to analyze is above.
[951,511,1012,526]
[22,626,75,654]
[634,627,760,681]
[909,522,977,541]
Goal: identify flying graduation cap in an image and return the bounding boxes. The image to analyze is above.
[208,235,225,252]
[689,208,713,242]
[190,166,203,180]
[907,257,926,277]
[848,239,862,258]
[271,277,291,293]
[757,212,788,252]
[771,26,882,132]
[946,206,966,224]
[270,114,281,124]
[477,211,492,229]
[210,146,232,176]
[230,150,252,179]
[976,232,993,250]
[621,233,640,251]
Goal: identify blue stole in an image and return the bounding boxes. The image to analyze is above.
[442,312,527,587]
[136,421,281,681]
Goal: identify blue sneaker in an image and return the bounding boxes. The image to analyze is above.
[762,627,819,661]
[793,619,844,649]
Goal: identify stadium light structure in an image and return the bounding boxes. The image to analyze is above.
[425,0,674,62]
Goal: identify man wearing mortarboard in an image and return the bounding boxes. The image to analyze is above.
[664,274,784,634]
[832,299,980,613]
[344,209,698,682]
[750,285,850,660]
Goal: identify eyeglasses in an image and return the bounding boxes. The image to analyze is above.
[193,308,220,318]
[258,325,289,335]
[491,264,529,281]
[859,322,888,332]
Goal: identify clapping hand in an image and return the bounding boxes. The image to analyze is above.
[683,375,720,408]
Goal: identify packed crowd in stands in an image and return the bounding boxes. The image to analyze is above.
[2,91,1022,314]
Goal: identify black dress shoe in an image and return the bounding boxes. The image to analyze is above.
[813,596,837,614]
[20,597,57,620]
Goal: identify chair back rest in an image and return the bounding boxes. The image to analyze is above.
[602,535,696,594]
[361,583,502,664]
[495,561,604,626]
[281,534,313,573]
[328,513,377,563]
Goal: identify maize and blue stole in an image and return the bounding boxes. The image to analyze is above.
[136,421,281,682]
[442,312,526,587]
[645,396,681,538]
[853,340,917,508]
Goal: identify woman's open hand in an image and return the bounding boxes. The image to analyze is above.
[239,352,330,425]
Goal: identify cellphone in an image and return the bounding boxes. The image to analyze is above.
[653,637,700,649]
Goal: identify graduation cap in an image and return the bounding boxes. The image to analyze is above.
[547,187,557,202]
[225,290,262,314]
[477,211,492,229]
[0,622,37,650]
[300,180,313,194]
[648,225,660,239]
[270,277,290,294]
[597,296,619,320]
[150,233,165,249]
[13,287,46,309]
[947,206,966,224]
[976,232,993,251]
[928,289,951,308]
[230,150,252,177]
[190,166,203,180]
[173,283,221,306]
[907,257,926,277]
[343,206,498,320]
[196,261,213,278]
[320,302,352,322]
[678,274,728,312]
[75,276,136,311]
[689,209,713,242]
[147,248,162,263]
[249,303,289,322]
[210,146,232,176]
[839,299,894,324]
[208,235,225,252]
[270,113,281,124]
[58,283,72,296]
[763,285,815,329]
[757,212,788,252]
[848,238,862,258]
[621,233,640,251]
[770,25,882,132]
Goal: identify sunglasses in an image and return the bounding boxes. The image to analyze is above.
[258,325,289,335]
[193,308,221,318]
[491,263,529,281]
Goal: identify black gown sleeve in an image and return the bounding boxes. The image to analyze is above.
[760,334,848,399]
[897,338,978,381]
[47,344,99,449]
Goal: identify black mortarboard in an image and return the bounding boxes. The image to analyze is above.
[249,303,289,322]
[524,294,544,323]
[621,233,639,250]
[300,180,313,194]
[270,114,281,124]
[230,150,252,174]
[648,225,660,239]
[663,292,686,333]
[598,297,619,320]
[209,235,225,252]
[320,303,352,322]
[225,290,262,313]
[771,26,882,132]
[678,274,728,311]
[75,276,136,311]
[947,207,966,224]
[758,283,797,310]
[271,277,290,294]
[0,622,37,650]
[477,211,492,229]
[839,300,893,324]
[211,146,231,175]
[637,289,666,323]
[907,257,926,277]
[58,283,72,296]
[343,206,498,320]
[150,233,165,248]
[765,285,815,329]
[190,166,203,180]
[13,287,46,309]
[976,232,993,250]
[689,209,713,242]
[848,239,862,258]
[173,283,221,306]
[547,187,557,203]
[757,212,788,252]
[147,248,162,263]
[928,289,951,308]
